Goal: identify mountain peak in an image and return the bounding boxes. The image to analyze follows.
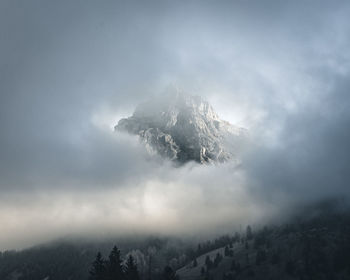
[115,94,246,164]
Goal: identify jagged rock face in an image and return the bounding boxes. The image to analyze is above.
[115,93,247,164]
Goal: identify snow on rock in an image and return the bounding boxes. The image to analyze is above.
[115,91,247,164]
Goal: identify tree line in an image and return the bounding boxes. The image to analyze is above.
[89,245,179,280]
[89,246,139,280]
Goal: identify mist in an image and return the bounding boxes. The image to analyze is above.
[1,0,350,250]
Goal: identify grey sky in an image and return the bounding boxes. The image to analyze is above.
[0,0,350,250]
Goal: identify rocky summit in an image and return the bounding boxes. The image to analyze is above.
[115,92,247,164]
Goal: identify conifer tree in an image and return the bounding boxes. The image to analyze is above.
[201,267,205,275]
[106,246,124,280]
[197,244,202,255]
[89,252,106,280]
[224,246,230,256]
[214,253,222,267]
[255,249,267,265]
[205,256,212,270]
[162,266,178,280]
[125,255,140,280]
[246,225,253,240]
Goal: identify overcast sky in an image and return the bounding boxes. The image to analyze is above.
[1,0,350,250]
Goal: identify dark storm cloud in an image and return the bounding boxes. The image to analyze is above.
[244,74,350,203]
[0,0,350,249]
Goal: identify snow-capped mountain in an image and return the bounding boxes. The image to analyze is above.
[115,92,247,164]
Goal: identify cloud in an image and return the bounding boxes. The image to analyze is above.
[0,160,265,250]
[244,74,350,203]
[0,0,350,250]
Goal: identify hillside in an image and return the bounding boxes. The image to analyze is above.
[177,207,350,280]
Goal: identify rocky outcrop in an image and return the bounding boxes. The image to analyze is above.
[115,92,247,164]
